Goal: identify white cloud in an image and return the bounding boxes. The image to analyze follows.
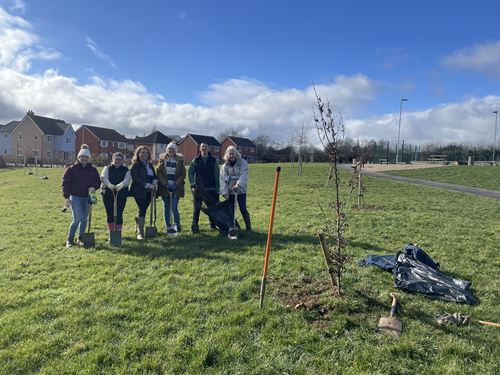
[86,36,116,68]
[0,6,60,72]
[441,40,500,77]
[9,0,25,13]
[344,96,500,146]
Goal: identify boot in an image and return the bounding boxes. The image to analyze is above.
[137,216,145,240]
[242,213,252,231]
[76,235,84,246]
[66,236,74,248]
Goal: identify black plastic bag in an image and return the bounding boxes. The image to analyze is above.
[201,199,240,234]
[393,251,477,305]
[358,254,396,271]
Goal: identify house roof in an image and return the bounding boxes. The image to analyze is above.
[81,124,128,142]
[30,114,69,135]
[0,120,20,133]
[187,134,221,147]
[226,136,256,148]
[134,130,172,145]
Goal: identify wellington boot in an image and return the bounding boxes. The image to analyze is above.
[137,216,145,240]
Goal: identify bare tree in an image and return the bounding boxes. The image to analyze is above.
[217,127,242,143]
[295,124,308,176]
[313,89,349,297]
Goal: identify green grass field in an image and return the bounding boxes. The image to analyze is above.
[385,165,500,191]
[0,164,499,374]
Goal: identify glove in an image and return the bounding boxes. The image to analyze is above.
[89,190,97,204]
[108,184,116,190]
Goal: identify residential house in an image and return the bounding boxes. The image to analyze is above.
[178,134,221,164]
[221,136,257,162]
[75,125,130,162]
[0,120,19,159]
[7,111,75,164]
[132,130,173,161]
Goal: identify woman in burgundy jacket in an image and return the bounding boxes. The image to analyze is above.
[61,144,100,247]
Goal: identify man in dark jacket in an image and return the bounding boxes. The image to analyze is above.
[188,143,219,233]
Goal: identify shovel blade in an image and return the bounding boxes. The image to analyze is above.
[82,233,95,248]
[110,231,122,246]
[377,316,403,338]
[145,227,157,239]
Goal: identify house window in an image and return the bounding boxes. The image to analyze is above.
[110,141,115,147]
[118,142,126,149]
[3,150,7,154]
[47,135,53,142]
[4,134,7,138]
[66,137,71,143]
[18,133,22,140]
[100,140,108,148]
[34,135,38,141]
[47,151,52,158]
[100,152,108,158]
[17,149,23,156]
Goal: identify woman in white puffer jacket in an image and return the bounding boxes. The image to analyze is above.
[219,145,251,231]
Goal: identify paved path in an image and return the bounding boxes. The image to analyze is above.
[361,169,500,200]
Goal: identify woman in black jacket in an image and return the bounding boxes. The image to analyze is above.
[129,146,158,240]
[100,152,131,240]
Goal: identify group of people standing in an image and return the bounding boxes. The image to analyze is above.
[62,142,251,247]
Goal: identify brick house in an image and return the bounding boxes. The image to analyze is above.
[132,130,173,162]
[75,124,130,163]
[221,136,257,162]
[178,133,221,164]
[4,111,76,164]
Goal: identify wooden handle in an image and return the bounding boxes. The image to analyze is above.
[477,320,500,327]
[389,293,398,317]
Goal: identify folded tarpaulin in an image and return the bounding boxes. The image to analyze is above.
[358,244,478,305]
[201,199,240,234]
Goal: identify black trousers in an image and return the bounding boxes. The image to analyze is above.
[192,190,219,225]
[134,197,151,217]
[102,192,127,224]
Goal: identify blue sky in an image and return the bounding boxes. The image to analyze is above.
[1,0,500,146]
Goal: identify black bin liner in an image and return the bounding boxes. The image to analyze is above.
[201,199,240,234]
[358,244,478,305]
[393,251,477,305]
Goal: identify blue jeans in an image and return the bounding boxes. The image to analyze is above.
[68,195,91,238]
[162,193,180,226]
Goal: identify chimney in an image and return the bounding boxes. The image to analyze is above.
[27,110,35,117]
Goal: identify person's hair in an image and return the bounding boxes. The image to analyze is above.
[223,145,241,161]
[132,146,151,163]
[112,152,124,160]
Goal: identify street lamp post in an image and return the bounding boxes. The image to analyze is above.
[396,98,408,163]
[493,111,498,162]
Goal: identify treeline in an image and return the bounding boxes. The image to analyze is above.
[251,136,499,163]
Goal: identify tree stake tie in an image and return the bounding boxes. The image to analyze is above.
[259,166,281,308]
